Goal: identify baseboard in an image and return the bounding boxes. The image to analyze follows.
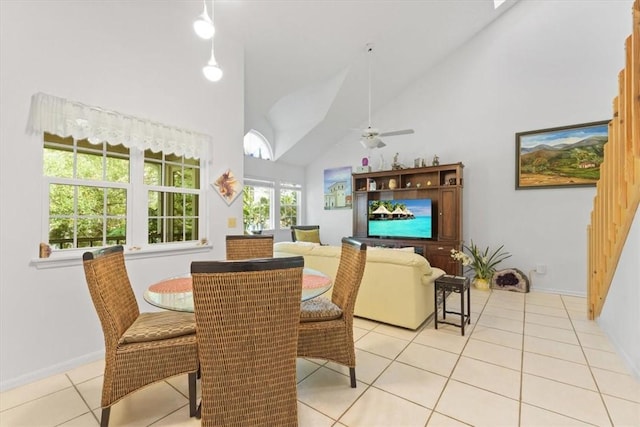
[600,328,640,381]
[0,350,104,392]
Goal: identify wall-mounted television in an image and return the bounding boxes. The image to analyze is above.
[368,198,433,239]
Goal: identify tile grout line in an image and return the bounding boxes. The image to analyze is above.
[518,293,527,427]
[562,295,616,427]
[64,373,99,426]
[422,288,492,427]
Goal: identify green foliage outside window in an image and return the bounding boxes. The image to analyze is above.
[44,134,128,249]
[43,133,201,249]
[279,189,298,228]
[243,186,270,232]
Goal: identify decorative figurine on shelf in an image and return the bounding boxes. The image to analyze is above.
[391,152,403,170]
[432,155,440,166]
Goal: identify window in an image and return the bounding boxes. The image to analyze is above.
[242,180,274,232]
[44,133,130,249]
[243,130,272,160]
[242,179,302,232]
[279,182,301,228]
[43,132,203,251]
[144,151,200,244]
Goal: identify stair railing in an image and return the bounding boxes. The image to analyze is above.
[587,0,640,320]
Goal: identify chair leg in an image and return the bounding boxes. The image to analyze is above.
[100,407,111,427]
[349,367,356,388]
[188,372,197,417]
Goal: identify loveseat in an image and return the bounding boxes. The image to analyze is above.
[274,241,445,330]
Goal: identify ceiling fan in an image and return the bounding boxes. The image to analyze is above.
[359,43,414,149]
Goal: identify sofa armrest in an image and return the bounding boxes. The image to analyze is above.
[421,267,446,285]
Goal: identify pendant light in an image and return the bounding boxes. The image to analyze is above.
[203,41,223,82]
[198,0,223,82]
[193,0,215,40]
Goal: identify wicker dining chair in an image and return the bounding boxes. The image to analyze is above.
[297,237,367,387]
[82,246,199,427]
[191,256,304,426]
[225,234,274,260]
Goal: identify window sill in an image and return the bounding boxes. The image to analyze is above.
[30,244,213,269]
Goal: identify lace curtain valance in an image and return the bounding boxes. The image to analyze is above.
[26,92,210,158]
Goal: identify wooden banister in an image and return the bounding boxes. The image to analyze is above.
[587,0,640,319]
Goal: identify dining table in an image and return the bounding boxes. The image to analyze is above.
[143,267,332,312]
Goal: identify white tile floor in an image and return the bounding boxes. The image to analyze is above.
[2,289,639,426]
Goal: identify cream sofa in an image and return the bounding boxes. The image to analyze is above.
[274,241,445,330]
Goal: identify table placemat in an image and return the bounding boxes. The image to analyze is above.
[148,277,192,293]
[302,274,331,289]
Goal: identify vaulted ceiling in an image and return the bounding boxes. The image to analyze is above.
[214,0,519,166]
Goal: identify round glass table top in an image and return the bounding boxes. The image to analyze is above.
[143,267,332,312]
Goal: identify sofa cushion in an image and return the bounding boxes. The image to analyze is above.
[300,297,343,322]
[369,246,415,253]
[275,241,340,257]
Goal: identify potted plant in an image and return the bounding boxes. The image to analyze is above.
[450,241,512,290]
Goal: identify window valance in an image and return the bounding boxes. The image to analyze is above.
[26,92,210,158]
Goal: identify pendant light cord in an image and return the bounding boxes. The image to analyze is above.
[367,44,372,128]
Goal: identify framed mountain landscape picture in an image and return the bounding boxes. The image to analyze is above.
[516,120,609,189]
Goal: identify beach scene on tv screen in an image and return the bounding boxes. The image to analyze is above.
[368,199,432,239]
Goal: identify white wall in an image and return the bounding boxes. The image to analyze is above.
[599,213,640,379]
[307,0,632,295]
[0,1,244,390]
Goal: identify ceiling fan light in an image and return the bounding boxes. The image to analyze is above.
[193,12,215,39]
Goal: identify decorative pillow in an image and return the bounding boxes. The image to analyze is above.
[294,228,321,244]
[119,312,196,344]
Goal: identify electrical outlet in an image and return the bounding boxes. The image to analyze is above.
[536,264,547,274]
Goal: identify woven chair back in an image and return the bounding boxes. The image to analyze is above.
[82,246,139,349]
[331,238,367,314]
[225,234,274,260]
[191,256,304,427]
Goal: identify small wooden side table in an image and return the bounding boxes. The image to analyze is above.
[434,275,471,336]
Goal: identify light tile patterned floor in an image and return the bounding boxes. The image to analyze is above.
[1,290,639,426]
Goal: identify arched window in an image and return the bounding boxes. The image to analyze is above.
[243,130,272,160]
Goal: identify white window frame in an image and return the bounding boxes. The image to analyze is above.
[38,134,208,266]
[143,150,203,246]
[243,178,275,232]
[278,181,302,229]
[243,130,273,160]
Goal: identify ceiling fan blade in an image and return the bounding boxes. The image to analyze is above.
[379,129,415,137]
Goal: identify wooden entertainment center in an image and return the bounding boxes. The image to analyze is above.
[351,162,463,275]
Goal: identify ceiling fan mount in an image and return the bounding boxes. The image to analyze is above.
[359,43,414,149]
